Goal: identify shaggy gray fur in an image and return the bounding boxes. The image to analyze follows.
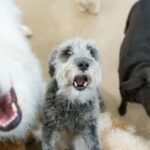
[42,38,102,150]
[42,80,101,150]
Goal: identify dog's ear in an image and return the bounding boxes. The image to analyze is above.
[121,76,143,91]
[87,39,100,61]
[48,49,57,77]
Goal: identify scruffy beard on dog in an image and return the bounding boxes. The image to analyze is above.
[0,0,44,140]
[42,38,102,150]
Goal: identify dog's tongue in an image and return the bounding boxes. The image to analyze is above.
[0,93,13,119]
[76,76,85,86]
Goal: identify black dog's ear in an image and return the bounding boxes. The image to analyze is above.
[48,49,57,77]
[121,76,143,91]
[124,2,139,34]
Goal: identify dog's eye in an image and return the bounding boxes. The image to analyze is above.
[87,45,98,60]
[63,49,73,57]
[60,46,73,62]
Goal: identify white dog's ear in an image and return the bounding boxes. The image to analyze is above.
[48,49,57,77]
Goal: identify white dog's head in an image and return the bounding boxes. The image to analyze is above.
[0,0,44,140]
[0,46,44,139]
[49,38,101,101]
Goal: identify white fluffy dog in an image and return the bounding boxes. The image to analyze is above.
[73,112,150,150]
[0,0,44,140]
[76,0,100,15]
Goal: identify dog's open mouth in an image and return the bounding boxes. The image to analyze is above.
[0,88,22,131]
[73,75,90,91]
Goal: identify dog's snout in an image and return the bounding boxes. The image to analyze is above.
[78,61,89,71]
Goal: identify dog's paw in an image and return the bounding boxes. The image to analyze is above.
[118,103,127,116]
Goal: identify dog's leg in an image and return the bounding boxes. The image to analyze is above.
[42,130,60,150]
[82,124,101,150]
[119,99,127,116]
[118,90,128,116]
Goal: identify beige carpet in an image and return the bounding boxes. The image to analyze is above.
[17,0,150,140]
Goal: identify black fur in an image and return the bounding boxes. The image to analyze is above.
[118,0,150,117]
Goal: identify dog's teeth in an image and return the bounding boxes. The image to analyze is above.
[11,103,17,112]
[84,82,87,87]
[3,114,18,127]
[12,116,16,121]
[6,121,10,126]
[74,81,77,87]
[6,121,9,125]
[14,113,18,118]
[2,123,7,127]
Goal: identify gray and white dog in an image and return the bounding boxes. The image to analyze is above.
[42,38,103,150]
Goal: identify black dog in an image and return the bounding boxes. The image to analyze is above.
[118,0,150,117]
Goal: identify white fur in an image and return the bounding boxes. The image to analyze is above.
[0,0,44,140]
[73,112,150,150]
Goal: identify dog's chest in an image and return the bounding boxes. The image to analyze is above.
[46,96,99,130]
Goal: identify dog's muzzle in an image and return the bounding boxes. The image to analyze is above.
[0,88,22,131]
[72,58,92,91]
[77,60,89,72]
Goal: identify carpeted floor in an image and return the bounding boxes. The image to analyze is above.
[17,0,150,142]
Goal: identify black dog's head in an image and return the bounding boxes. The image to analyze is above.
[121,68,150,116]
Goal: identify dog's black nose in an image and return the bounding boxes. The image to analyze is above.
[78,61,89,71]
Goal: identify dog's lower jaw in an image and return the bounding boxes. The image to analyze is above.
[57,87,98,104]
